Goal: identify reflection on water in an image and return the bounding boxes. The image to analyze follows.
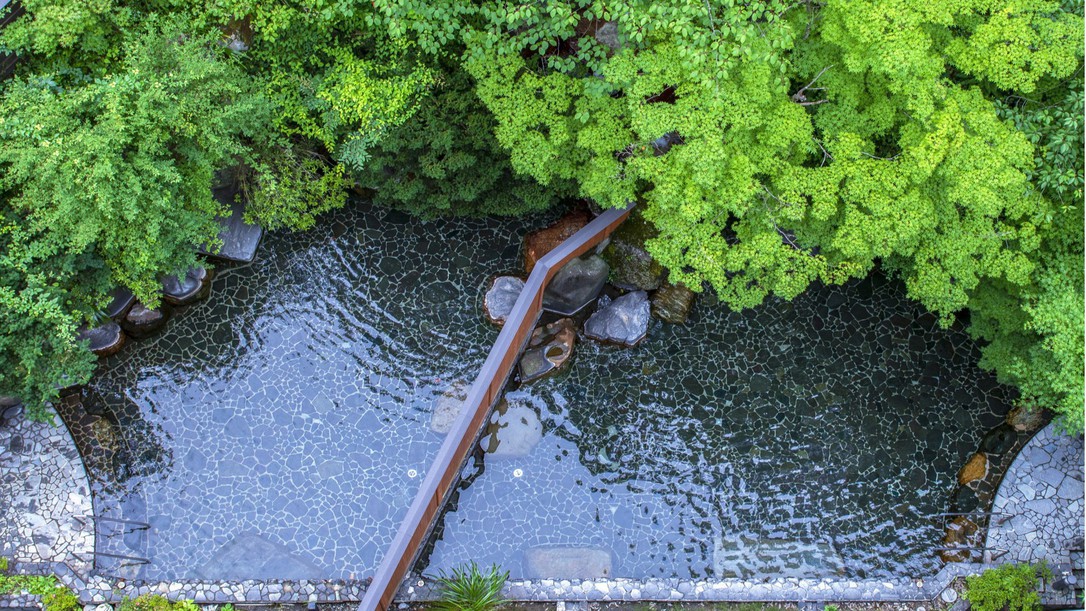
[422,274,1013,579]
[89,202,544,580]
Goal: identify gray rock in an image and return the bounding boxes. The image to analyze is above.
[594,22,621,52]
[602,240,662,291]
[542,256,609,316]
[524,547,612,579]
[162,267,212,306]
[481,401,542,458]
[484,276,525,326]
[519,319,576,383]
[584,290,651,347]
[199,187,264,263]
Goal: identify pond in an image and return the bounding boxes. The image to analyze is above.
[87,201,1009,582]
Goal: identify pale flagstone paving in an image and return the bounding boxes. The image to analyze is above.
[986,422,1084,605]
[0,405,94,573]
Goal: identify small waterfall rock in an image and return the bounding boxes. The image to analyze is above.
[519,319,576,383]
[585,290,650,347]
[483,276,525,326]
[162,267,213,306]
[651,282,695,324]
[77,322,126,357]
[541,255,609,315]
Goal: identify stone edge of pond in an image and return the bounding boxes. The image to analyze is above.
[0,563,981,607]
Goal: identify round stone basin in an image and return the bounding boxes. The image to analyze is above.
[421,273,1013,580]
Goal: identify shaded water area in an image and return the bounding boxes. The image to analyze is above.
[421,275,1012,580]
[88,201,546,580]
[86,201,1012,583]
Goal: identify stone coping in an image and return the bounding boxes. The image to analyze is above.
[1,563,983,607]
[394,564,984,604]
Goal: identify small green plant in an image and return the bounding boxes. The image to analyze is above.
[823,605,840,611]
[964,562,1052,611]
[0,556,78,611]
[432,561,508,611]
[118,595,199,611]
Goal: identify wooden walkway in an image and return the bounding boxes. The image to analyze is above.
[358,202,634,611]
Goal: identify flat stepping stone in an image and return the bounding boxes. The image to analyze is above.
[519,319,576,383]
[121,301,170,337]
[162,267,212,306]
[584,290,650,347]
[542,255,609,316]
[484,276,524,326]
[198,187,264,263]
[524,546,612,578]
[77,322,126,357]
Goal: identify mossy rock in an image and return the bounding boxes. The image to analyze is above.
[601,211,664,291]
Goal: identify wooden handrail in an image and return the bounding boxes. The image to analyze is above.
[358,202,635,611]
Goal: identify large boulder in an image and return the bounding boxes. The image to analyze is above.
[481,400,542,458]
[121,301,171,338]
[483,276,525,326]
[519,319,576,383]
[542,256,609,316]
[77,322,126,357]
[523,208,591,275]
[162,267,213,306]
[584,291,650,347]
[651,282,695,324]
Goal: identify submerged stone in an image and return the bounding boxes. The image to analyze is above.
[481,400,542,458]
[524,546,612,579]
[78,322,126,357]
[584,290,650,347]
[542,255,609,316]
[484,276,525,326]
[162,267,212,306]
[957,452,988,485]
[600,210,663,291]
[430,382,468,435]
[523,208,590,274]
[651,282,695,324]
[519,319,576,383]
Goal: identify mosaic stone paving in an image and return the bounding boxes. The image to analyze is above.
[87,201,548,581]
[422,272,1015,581]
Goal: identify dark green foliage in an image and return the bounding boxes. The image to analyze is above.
[964,563,1052,611]
[118,594,199,611]
[432,562,508,611]
[359,61,567,217]
[0,558,79,611]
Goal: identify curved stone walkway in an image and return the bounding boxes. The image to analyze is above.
[986,422,1084,566]
[0,405,94,573]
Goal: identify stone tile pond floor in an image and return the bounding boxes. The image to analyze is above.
[27,199,1073,589]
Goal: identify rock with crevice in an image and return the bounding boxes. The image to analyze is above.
[520,319,577,383]
[77,322,126,357]
[542,256,609,315]
[162,267,213,306]
[523,209,591,275]
[651,282,695,324]
[585,290,651,347]
[483,276,525,326]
